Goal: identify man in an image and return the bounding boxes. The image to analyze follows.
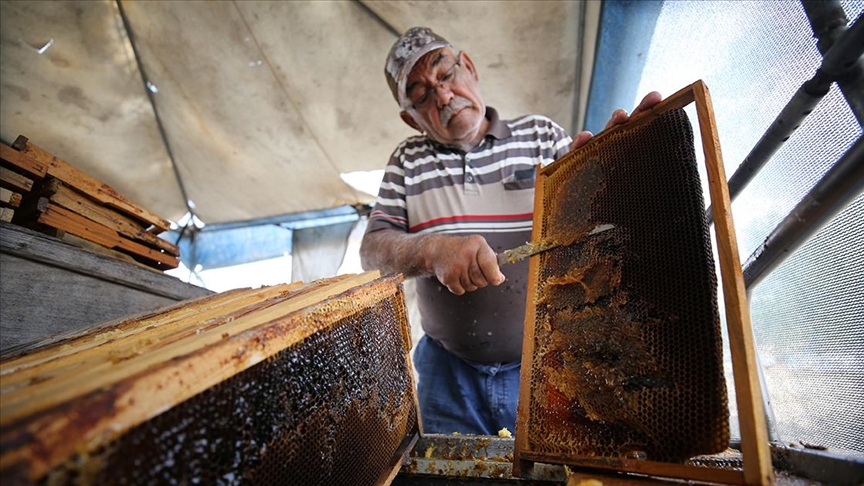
[360,27,660,435]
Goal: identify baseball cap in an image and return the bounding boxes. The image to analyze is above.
[385,27,452,109]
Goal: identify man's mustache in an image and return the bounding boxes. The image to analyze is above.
[440,96,473,126]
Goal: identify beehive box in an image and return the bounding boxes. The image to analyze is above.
[514,81,772,485]
[0,272,420,485]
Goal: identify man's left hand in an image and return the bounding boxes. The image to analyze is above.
[570,91,663,151]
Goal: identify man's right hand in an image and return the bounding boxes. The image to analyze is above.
[421,234,505,295]
[360,229,505,296]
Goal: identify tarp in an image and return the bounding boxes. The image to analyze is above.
[0,1,593,226]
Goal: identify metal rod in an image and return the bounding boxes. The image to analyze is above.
[353,0,401,38]
[802,0,864,126]
[743,136,864,289]
[817,9,864,79]
[714,85,826,224]
[114,0,196,219]
[707,3,863,223]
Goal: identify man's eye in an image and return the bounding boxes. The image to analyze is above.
[412,91,427,105]
[442,71,455,81]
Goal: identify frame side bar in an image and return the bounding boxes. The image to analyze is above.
[512,164,549,478]
[693,80,774,486]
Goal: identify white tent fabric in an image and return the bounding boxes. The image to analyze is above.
[290,220,355,283]
[0,1,592,225]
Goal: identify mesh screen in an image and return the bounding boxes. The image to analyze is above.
[39,292,417,485]
[525,108,728,462]
[635,0,864,453]
[750,198,864,454]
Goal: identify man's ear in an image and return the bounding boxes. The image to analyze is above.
[461,51,479,82]
[400,111,422,132]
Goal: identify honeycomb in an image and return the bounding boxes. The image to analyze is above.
[525,108,729,462]
[33,285,417,485]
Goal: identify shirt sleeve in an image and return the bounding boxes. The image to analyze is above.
[365,148,409,235]
[551,120,573,159]
[540,117,573,166]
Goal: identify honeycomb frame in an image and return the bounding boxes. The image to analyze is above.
[513,81,773,485]
[1,272,420,485]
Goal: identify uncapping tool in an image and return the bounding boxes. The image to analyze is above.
[496,224,616,266]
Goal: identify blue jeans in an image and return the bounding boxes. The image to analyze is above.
[412,335,521,435]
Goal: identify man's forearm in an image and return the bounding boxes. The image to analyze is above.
[359,229,435,278]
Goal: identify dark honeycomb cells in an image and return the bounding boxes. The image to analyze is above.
[527,108,729,462]
[41,294,417,486]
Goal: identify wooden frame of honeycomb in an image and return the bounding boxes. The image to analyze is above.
[1,271,420,485]
[513,81,773,486]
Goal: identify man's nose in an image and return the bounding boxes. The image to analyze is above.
[434,84,454,107]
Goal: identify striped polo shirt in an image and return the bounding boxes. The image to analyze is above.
[367,107,572,364]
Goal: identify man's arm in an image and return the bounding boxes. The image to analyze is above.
[360,229,504,296]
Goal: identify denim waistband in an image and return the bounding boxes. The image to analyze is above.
[427,336,520,376]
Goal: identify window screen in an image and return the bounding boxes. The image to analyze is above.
[631,0,863,453]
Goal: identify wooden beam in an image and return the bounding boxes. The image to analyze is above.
[0,276,344,374]
[0,283,304,388]
[512,164,547,478]
[34,200,178,269]
[0,188,22,208]
[0,282,236,371]
[0,272,381,423]
[522,451,745,485]
[0,144,47,179]
[0,223,207,316]
[0,167,33,193]
[40,179,179,255]
[12,136,172,232]
[59,233,146,267]
[544,82,697,178]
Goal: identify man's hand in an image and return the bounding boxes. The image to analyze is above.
[570,91,663,151]
[421,234,505,295]
[360,229,505,295]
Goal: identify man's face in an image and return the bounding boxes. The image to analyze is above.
[402,48,486,148]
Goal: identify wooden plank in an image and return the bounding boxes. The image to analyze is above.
[0,272,380,423]
[521,451,745,485]
[0,277,337,374]
[0,282,305,388]
[0,208,13,223]
[60,233,146,267]
[0,272,391,482]
[0,222,207,306]
[0,188,22,208]
[566,468,675,485]
[0,167,33,193]
[0,144,48,178]
[41,179,179,255]
[35,200,178,269]
[541,82,697,178]
[512,164,548,478]
[0,253,177,358]
[0,283,241,371]
[693,80,774,486]
[13,136,171,233]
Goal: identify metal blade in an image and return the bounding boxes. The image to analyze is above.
[496,224,615,266]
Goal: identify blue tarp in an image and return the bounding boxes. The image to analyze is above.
[584,0,663,133]
[165,205,360,270]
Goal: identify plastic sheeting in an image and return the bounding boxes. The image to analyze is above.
[0,1,585,225]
